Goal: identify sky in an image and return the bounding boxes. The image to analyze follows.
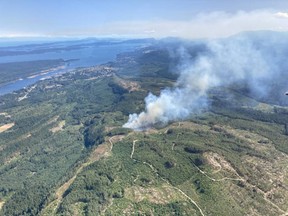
[1,0,288,39]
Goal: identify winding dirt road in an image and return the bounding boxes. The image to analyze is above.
[130,140,138,159]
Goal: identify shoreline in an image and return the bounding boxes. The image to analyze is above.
[0,66,69,96]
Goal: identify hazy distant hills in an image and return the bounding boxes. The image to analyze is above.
[0,38,155,57]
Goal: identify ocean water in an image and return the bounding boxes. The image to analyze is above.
[0,40,147,95]
[0,68,67,96]
[0,42,143,66]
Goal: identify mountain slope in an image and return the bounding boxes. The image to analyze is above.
[0,40,288,216]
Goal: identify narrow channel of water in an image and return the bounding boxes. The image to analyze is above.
[0,67,67,96]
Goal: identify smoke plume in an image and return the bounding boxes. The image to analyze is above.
[123,31,288,130]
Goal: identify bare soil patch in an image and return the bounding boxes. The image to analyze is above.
[0,200,5,210]
[0,123,15,133]
[203,151,239,175]
[115,76,141,92]
[125,184,184,204]
[4,151,21,165]
[50,121,65,133]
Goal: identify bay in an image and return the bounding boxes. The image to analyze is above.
[0,40,148,95]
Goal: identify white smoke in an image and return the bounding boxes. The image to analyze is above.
[123,32,286,130]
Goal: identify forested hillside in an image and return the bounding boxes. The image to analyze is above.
[0,43,288,216]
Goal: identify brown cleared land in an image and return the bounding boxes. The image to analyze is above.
[50,120,65,133]
[0,123,15,133]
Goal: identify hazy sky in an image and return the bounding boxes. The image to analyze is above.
[1,0,288,38]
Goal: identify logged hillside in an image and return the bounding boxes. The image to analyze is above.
[0,38,288,215]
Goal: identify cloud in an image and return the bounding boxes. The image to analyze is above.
[88,10,288,39]
[275,12,288,18]
[1,10,287,38]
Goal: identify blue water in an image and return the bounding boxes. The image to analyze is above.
[0,43,141,66]
[0,68,68,96]
[0,41,147,96]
